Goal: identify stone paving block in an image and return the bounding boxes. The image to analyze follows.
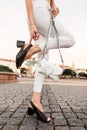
[16,108,27,114]
[55,126,70,130]
[12,112,25,119]
[38,120,52,127]
[43,106,51,113]
[62,108,72,113]
[7,118,22,125]
[0,117,8,126]
[52,113,64,119]
[54,118,67,126]
[82,119,87,126]
[59,105,70,109]
[51,107,62,113]
[68,118,84,127]
[72,108,83,113]
[57,102,68,107]
[0,108,6,114]
[49,99,57,105]
[82,109,87,114]
[47,93,54,98]
[22,101,30,106]
[22,115,37,126]
[0,125,3,129]
[0,111,13,118]
[2,125,18,130]
[19,105,28,110]
[64,112,77,119]
[70,127,86,130]
[38,126,53,130]
[41,99,49,106]
[49,105,59,109]
[19,125,35,130]
[0,110,4,115]
[76,113,87,119]
[7,107,17,112]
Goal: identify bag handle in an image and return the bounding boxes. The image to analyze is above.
[43,0,64,64]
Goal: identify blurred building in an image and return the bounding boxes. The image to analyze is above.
[0,58,37,76]
[0,58,20,74]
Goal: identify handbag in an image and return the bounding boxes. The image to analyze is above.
[39,59,63,82]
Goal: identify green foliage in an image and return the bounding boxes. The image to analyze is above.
[0,65,14,73]
[25,59,35,66]
[62,69,76,77]
[78,72,87,78]
[20,67,26,74]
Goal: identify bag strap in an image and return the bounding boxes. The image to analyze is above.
[50,0,53,7]
[43,2,64,64]
[51,17,64,64]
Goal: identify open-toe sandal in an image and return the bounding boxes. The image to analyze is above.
[16,44,33,68]
[30,101,52,123]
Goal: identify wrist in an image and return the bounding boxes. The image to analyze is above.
[29,23,35,26]
[29,24,36,29]
[50,0,55,7]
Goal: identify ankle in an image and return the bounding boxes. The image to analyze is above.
[31,99,40,104]
[31,92,41,103]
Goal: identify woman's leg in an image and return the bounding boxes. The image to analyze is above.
[46,22,75,50]
[31,50,49,97]
[29,50,51,121]
[25,21,75,60]
[31,66,45,112]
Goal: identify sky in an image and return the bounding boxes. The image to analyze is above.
[0,0,87,69]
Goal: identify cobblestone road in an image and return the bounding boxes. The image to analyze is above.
[0,78,87,130]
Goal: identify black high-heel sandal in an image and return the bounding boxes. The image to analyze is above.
[30,101,52,123]
[16,44,33,68]
[27,107,35,115]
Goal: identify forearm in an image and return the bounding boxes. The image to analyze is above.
[25,0,35,25]
[49,0,56,7]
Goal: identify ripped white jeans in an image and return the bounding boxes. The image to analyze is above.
[31,0,75,92]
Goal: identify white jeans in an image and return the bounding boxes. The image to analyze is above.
[31,0,75,92]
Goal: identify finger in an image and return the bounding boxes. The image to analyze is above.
[36,34,40,39]
[34,32,40,40]
[30,37,32,44]
[32,35,37,40]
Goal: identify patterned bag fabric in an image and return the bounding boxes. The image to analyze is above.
[39,59,63,82]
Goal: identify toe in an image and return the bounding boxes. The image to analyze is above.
[47,117,52,122]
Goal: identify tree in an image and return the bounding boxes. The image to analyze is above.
[24,59,36,77]
[78,72,87,78]
[0,65,14,73]
[62,69,76,77]
[20,67,26,74]
[25,59,36,66]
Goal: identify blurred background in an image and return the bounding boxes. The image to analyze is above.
[0,0,87,77]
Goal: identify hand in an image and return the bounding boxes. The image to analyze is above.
[49,6,59,17]
[30,25,39,40]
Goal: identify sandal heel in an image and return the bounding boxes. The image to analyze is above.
[16,44,33,68]
[30,101,52,123]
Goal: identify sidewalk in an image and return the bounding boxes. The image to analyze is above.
[0,78,87,130]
